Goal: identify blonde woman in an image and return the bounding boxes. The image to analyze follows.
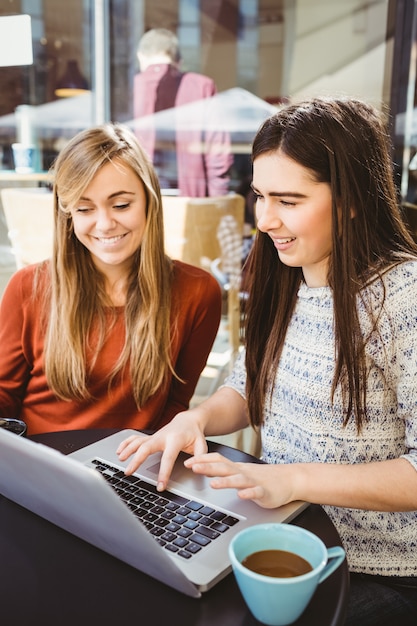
[0,123,221,435]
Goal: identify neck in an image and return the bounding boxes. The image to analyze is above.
[104,269,130,305]
[139,55,173,71]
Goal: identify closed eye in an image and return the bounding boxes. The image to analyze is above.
[252,193,296,206]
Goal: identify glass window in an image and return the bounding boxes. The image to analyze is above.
[0,0,415,247]
[0,0,95,173]
[109,1,394,223]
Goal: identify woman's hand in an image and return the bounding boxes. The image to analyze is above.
[116,410,208,491]
[117,387,249,492]
[185,452,297,509]
[185,453,417,513]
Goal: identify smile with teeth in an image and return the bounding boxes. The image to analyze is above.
[94,234,126,244]
[275,237,295,244]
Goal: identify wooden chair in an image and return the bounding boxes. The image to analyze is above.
[0,187,54,268]
[162,193,245,362]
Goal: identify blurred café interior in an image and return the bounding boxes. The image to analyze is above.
[0,0,417,419]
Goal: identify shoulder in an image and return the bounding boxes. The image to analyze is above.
[362,258,417,294]
[171,260,222,304]
[133,67,157,87]
[379,258,417,297]
[360,259,417,327]
[1,262,50,311]
[387,257,417,278]
[172,259,220,289]
[182,70,214,83]
[3,262,49,295]
[181,71,216,94]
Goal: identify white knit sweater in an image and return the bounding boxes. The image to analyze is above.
[224,260,417,576]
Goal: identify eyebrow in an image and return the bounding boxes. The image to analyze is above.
[250,183,307,199]
[79,190,136,202]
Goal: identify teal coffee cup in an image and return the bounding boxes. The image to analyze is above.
[228,523,346,626]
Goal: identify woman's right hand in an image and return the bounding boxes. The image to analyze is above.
[116,409,209,491]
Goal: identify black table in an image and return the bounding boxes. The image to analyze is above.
[0,429,349,626]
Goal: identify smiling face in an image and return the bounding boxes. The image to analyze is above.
[252,149,333,287]
[70,159,147,280]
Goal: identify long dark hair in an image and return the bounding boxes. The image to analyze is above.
[244,97,417,431]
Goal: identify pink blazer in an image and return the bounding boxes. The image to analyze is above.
[133,63,233,197]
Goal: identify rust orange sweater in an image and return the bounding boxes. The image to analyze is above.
[0,260,221,435]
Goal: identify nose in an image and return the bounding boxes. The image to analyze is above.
[256,199,282,233]
[95,208,116,232]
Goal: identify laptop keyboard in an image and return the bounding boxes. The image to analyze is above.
[91,459,240,560]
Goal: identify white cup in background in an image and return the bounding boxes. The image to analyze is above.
[12,143,36,173]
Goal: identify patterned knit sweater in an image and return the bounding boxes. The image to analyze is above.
[225,261,417,576]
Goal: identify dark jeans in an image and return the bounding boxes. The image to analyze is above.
[345,573,417,625]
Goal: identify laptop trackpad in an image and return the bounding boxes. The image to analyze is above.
[146,455,207,491]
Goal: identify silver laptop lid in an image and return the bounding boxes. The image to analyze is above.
[69,430,307,589]
[0,428,306,595]
[0,428,199,597]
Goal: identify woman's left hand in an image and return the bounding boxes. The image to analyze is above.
[186,453,417,512]
[184,452,295,509]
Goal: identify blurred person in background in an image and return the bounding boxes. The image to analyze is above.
[133,28,233,196]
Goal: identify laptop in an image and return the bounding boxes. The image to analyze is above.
[0,428,307,597]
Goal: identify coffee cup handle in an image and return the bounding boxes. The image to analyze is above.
[318,546,346,584]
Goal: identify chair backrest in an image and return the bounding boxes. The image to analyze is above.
[1,187,54,269]
[162,193,245,359]
[162,194,245,272]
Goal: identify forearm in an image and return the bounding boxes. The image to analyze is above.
[292,457,417,512]
[187,453,417,511]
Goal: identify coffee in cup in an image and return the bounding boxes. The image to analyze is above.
[242,548,313,578]
[229,523,346,626]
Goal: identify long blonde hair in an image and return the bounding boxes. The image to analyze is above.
[42,123,174,407]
